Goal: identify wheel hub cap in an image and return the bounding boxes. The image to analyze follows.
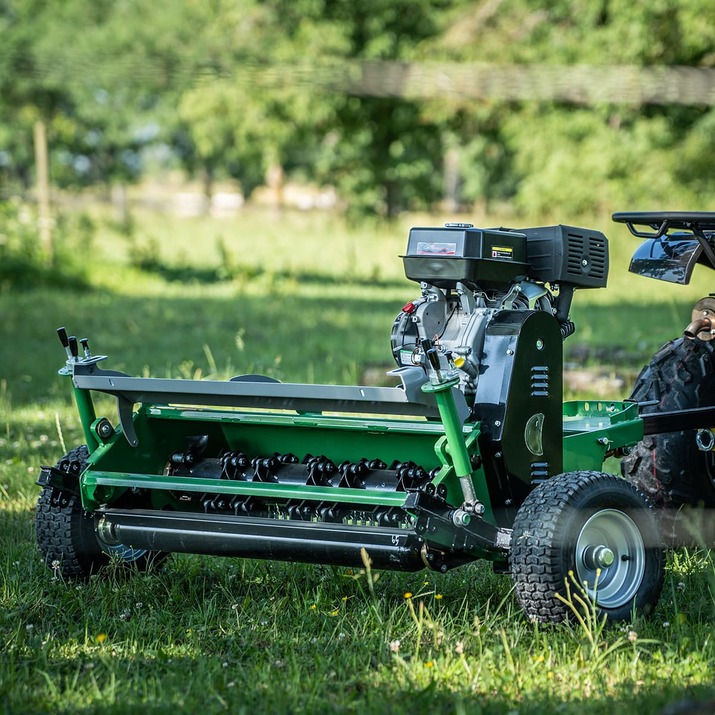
[583,544,615,569]
[575,509,646,609]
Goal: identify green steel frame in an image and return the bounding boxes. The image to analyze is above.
[68,364,645,527]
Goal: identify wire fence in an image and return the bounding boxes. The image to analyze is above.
[5,50,715,106]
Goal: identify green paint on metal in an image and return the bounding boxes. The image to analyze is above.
[562,400,643,472]
[422,379,472,477]
[131,406,446,475]
[461,429,493,520]
[421,379,493,521]
[144,405,447,434]
[72,386,99,453]
[81,470,410,510]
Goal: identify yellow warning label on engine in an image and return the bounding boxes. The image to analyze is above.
[491,246,513,260]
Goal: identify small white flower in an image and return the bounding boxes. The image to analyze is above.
[389,639,401,653]
[627,630,638,642]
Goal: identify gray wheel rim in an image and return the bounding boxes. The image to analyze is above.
[95,515,149,562]
[575,508,645,609]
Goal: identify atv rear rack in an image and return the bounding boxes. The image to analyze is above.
[613,211,715,284]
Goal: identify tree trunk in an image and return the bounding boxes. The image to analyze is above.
[201,165,214,215]
[112,183,132,233]
[443,146,460,213]
[266,162,285,211]
[384,179,401,220]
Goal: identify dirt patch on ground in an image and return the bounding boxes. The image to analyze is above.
[362,363,641,400]
[563,367,638,399]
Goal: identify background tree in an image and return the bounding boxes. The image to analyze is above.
[430,0,715,215]
[3,0,715,219]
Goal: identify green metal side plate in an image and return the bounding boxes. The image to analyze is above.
[562,400,643,472]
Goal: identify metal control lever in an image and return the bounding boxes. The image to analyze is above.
[57,327,73,361]
[54,327,110,376]
[422,338,444,383]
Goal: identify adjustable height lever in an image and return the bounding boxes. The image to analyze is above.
[55,326,107,373]
[57,327,73,361]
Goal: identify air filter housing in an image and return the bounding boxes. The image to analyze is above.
[521,224,609,289]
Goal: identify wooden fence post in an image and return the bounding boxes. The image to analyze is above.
[33,119,52,259]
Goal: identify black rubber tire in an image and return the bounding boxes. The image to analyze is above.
[510,471,665,623]
[622,337,715,544]
[35,445,167,580]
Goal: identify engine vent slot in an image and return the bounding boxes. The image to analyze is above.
[566,234,585,278]
[530,462,550,482]
[530,366,550,397]
[566,232,608,282]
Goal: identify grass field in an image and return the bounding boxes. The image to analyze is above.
[1,205,714,713]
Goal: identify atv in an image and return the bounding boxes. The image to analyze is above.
[613,212,715,545]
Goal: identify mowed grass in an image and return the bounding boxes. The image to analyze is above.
[1,205,714,713]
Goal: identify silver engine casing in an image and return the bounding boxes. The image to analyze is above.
[390,279,553,396]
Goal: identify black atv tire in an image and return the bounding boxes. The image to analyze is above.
[510,471,664,623]
[621,337,715,545]
[36,445,167,580]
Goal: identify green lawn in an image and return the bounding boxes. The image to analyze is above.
[1,206,713,713]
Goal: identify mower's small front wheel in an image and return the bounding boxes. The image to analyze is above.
[35,445,167,580]
[510,471,664,623]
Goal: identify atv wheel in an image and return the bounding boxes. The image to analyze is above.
[622,338,715,544]
[510,471,664,623]
[36,446,167,580]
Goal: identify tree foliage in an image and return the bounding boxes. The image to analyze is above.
[2,0,715,216]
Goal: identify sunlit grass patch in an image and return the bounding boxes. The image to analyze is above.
[1,207,714,712]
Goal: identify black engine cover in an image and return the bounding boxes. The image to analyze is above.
[472,310,563,527]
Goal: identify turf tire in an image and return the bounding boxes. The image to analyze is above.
[510,471,665,623]
[36,445,167,579]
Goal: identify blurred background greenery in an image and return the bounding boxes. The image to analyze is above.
[3,6,715,713]
[3,0,715,220]
[2,0,715,397]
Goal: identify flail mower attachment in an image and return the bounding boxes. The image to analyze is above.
[36,221,673,623]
